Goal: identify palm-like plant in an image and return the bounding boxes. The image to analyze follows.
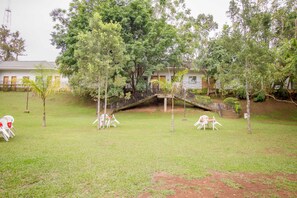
[151,69,188,132]
[23,64,58,127]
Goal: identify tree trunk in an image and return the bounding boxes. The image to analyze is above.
[103,75,108,128]
[42,98,46,127]
[171,95,174,132]
[246,79,251,134]
[207,76,210,96]
[97,81,101,130]
[131,73,136,94]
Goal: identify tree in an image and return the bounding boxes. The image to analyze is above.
[151,69,188,132]
[194,14,218,95]
[74,13,126,129]
[23,65,58,127]
[0,25,25,61]
[216,0,275,133]
[51,0,198,95]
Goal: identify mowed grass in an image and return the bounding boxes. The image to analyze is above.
[0,92,296,197]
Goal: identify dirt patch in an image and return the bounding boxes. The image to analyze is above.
[139,171,297,198]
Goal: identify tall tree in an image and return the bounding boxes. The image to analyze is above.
[0,25,25,61]
[51,0,199,95]
[194,14,218,95]
[216,0,274,133]
[74,13,126,129]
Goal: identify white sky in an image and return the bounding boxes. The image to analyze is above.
[0,0,230,62]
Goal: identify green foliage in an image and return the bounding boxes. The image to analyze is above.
[73,13,126,99]
[189,88,207,95]
[51,0,203,94]
[253,91,266,102]
[234,87,246,99]
[223,97,242,114]
[0,25,25,61]
[22,65,59,127]
[195,95,212,105]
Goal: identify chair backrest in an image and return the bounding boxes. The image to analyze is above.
[199,115,209,122]
[0,118,8,129]
[4,115,14,123]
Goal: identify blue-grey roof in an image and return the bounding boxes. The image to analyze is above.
[0,61,57,70]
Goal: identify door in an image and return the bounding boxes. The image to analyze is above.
[11,76,17,91]
[3,76,9,90]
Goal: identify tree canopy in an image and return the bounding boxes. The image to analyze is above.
[0,25,25,61]
[51,0,297,110]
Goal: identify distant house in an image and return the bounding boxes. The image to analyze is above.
[0,61,69,91]
[149,68,216,91]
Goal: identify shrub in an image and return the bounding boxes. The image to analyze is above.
[234,87,246,99]
[253,91,266,102]
[195,95,212,105]
[223,97,242,114]
[189,88,207,95]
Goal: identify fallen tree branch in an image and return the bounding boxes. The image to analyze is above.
[266,94,297,107]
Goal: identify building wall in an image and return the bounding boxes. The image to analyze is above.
[0,69,69,89]
[149,71,203,90]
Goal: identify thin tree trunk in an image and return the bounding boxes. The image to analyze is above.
[97,80,101,130]
[246,78,251,134]
[171,95,174,132]
[103,75,108,128]
[42,98,46,127]
[207,76,210,96]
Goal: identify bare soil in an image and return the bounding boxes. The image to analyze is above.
[139,171,297,198]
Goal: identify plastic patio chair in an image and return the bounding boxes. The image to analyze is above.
[194,115,209,130]
[0,118,12,141]
[3,115,16,135]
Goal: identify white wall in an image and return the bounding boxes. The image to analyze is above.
[0,70,36,84]
[149,71,203,90]
[0,69,69,89]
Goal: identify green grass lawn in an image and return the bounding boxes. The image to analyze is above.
[0,92,296,197]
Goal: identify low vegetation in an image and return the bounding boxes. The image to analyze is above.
[0,92,296,197]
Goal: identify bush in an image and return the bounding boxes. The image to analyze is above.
[234,87,246,99]
[253,91,266,102]
[195,95,212,105]
[189,88,207,95]
[223,97,242,114]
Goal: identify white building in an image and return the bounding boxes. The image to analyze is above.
[0,61,69,91]
[149,68,206,90]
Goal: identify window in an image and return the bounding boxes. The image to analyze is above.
[188,76,197,84]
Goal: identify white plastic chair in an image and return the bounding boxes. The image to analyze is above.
[109,114,120,128]
[92,114,119,128]
[194,115,222,130]
[194,115,209,130]
[0,118,12,141]
[210,116,222,130]
[3,115,15,136]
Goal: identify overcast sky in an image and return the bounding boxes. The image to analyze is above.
[0,0,230,62]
